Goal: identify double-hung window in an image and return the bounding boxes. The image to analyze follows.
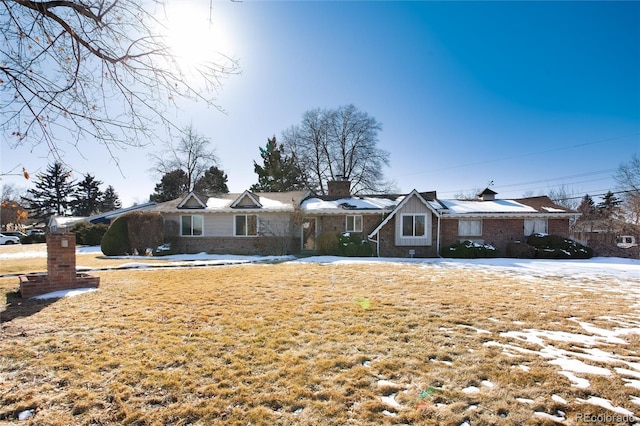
[346,215,363,233]
[235,215,258,236]
[402,214,426,237]
[181,215,203,236]
[458,219,482,237]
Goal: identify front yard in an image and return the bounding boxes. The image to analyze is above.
[1,247,639,424]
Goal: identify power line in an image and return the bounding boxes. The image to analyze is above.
[552,189,636,202]
[490,169,615,190]
[397,133,637,178]
[437,170,616,198]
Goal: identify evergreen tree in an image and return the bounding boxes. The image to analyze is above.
[150,169,189,202]
[101,186,122,212]
[577,194,597,219]
[194,166,229,194]
[21,162,76,220]
[251,136,303,192]
[72,174,104,216]
[597,191,622,220]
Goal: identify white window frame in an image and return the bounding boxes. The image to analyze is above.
[234,214,258,237]
[401,214,427,238]
[524,219,548,236]
[181,215,203,236]
[345,215,363,233]
[458,219,482,237]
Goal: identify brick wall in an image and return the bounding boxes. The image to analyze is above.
[174,236,301,255]
[375,215,439,258]
[441,217,572,256]
[20,273,100,298]
[548,218,569,236]
[315,214,383,236]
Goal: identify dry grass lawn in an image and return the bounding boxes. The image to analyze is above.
[1,250,639,425]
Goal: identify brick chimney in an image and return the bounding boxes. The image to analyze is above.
[327,176,351,197]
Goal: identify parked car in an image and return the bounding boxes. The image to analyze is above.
[617,235,638,249]
[0,233,21,245]
[27,229,46,236]
[2,231,27,239]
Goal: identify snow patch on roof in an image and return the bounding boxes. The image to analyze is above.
[541,206,567,213]
[206,197,233,208]
[258,196,289,208]
[302,196,400,211]
[440,199,538,214]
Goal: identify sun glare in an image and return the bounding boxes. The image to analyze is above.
[161,2,234,71]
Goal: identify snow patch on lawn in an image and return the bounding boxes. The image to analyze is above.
[32,288,97,300]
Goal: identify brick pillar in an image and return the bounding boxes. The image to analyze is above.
[47,233,76,286]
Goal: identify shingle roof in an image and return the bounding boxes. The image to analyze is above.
[152,191,308,212]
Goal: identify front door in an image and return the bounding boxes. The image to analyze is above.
[302,218,317,250]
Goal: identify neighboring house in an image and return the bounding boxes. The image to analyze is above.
[86,202,158,225]
[48,216,87,233]
[47,202,158,233]
[152,181,578,257]
[152,191,308,255]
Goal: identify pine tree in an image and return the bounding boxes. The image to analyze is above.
[72,174,104,216]
[597,191,622,220]
[251,136,303,192]
[101,186,122,212]
[22,162,76,220]
[577,194,596,219]
[194,166,229,194]
[150,169,189,202]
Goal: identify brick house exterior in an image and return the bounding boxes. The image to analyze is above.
[152,191,308,255]
[153,183,578,257]
[368,190,577,257]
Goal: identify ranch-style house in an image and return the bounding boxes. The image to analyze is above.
[151,180,578,257]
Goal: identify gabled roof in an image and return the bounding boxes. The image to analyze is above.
[367,190,442,238]
[177,192,208,209]
[478,187,498,196]
[230,190,262,208]
[152,191,309,213]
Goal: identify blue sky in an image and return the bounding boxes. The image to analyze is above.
[2,0,638,207]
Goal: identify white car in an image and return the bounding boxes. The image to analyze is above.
[0,233,21,245]
[617,235,637,249]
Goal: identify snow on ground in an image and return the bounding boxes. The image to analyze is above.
[4,246,640,420]
[32,288,98,300]
[2,245,639,281]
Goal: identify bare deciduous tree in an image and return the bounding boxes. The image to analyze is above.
[615,154,640,193]
[614,154,640,227]
[0,0,239,159]
[150,124,218,192]
[548,184,579,210]
[281,104,392,195]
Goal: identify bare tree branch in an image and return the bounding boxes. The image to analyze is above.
[1,0,240,160]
